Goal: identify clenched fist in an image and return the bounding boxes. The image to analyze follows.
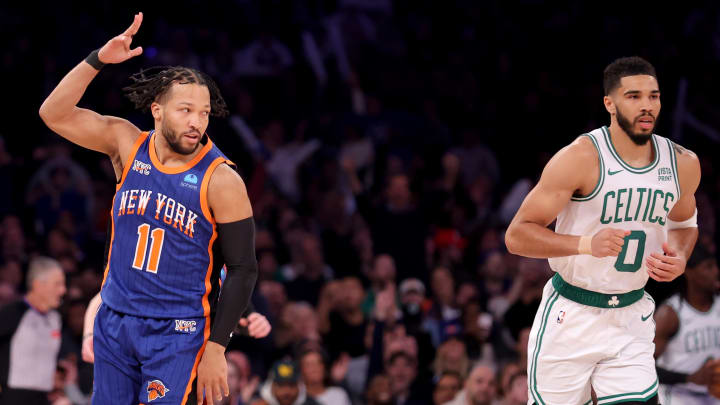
[590,228,631,257]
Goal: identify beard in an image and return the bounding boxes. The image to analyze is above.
[616,107,657,146]
[161,126,201,155]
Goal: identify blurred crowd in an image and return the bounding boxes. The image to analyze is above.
[2,1,720,404]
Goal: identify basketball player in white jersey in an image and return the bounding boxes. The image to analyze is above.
[655,243,720,405]
[505,56,701,405]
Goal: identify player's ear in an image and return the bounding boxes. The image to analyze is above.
[150,101,162,121]
[603,95,615,115]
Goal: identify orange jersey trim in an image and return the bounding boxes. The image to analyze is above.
[180,158,227,404]
[116,132,150,191]
[148,132,214,174]
[180,157,227,404]
[102,131,149,288]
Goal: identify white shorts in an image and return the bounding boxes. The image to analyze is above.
[527,275,658,405]
[658,384,720,405]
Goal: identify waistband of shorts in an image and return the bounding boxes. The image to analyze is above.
[551,273,644,308]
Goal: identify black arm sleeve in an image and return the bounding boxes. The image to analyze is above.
[656,366,689,385]
[209,217,258,347]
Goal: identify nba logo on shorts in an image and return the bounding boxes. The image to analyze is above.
[175,320,197,333]
[557,310,566,324]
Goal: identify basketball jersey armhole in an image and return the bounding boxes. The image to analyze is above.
[199,158,234,224]
[571,133,605,201]
[666,139,681,198]
[116,131,149,191]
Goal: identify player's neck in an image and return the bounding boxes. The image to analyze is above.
[607,122,654,167]
[686,288,713,312]
[152,130,203,167]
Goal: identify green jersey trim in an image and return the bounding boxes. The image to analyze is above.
[572,134,605,201]
[601,126,660,174]
[667,139,681,198]
[551,273,644,308]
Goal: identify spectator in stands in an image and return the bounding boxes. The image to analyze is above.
[425,266,461,346]
[223,350,260,405]
[281,233,334,306]
[362,254,397,316]
[433,371,463,405]
[319,277,367,359]
[366,374,393,405]
[385,351,429,405]
[297,346,352,405]
[443,363,497,405]
[252,360,320,405]
[497,372,527,405]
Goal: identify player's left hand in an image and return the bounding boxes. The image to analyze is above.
[646,242,686,282]
[238,312,271,339]
[196,341,229,405]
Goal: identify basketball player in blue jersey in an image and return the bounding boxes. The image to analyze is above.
[39,13,270,405]
[506,56,701,404]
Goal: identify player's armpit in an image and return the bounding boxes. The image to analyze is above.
[653,304,679,358]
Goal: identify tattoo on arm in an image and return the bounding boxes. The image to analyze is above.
[673,143,688,155]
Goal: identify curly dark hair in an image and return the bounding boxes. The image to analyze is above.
[603,56,657,96]
[122,66,229,117]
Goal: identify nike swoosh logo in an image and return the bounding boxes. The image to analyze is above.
[641,311,653,322]
[608,169,623,175]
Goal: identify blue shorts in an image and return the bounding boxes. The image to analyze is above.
[92,303,208,404]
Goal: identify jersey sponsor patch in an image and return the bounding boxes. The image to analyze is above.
[658,167,673,182]
[180,173,199,190]
[175,319,197,333]
[147,379,170,402]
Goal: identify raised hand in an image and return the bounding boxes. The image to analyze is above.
[591,228,631,258]
[98,12,144,64]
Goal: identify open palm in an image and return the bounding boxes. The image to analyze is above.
[98,12,144,64]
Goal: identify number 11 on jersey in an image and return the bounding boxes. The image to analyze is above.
[132,223,165,273]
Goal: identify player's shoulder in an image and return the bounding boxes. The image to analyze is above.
[209,162,243,186]
[663,139,701,193]
[669,140,700,169]
[547,133,599,169]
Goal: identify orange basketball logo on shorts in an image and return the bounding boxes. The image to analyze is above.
[147,379,170,402]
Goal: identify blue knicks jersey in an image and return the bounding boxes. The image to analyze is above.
[101,131,233,318]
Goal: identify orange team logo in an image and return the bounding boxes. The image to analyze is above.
[147,380,170,402]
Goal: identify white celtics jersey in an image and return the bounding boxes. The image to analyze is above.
[548,126,680,294]
[656,294,720,394]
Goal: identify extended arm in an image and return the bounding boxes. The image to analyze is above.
[38,13,143,165]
